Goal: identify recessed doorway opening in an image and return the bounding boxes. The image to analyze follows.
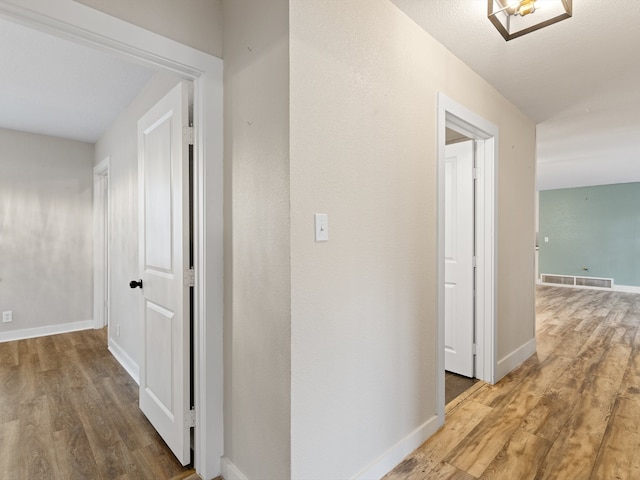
[437,93,498,422]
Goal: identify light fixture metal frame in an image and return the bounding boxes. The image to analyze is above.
[488,0,573,41]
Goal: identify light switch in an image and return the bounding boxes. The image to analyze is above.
[544,237,549,243]
[315,213,328,242]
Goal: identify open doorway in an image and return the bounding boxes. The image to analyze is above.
[0,5,224,478]
[437,93,498,421]
[443,130,478,404]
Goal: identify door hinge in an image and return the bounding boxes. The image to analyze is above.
[183,126,194,145]
[184,267,195,287]
[185,408,196,428]
[472,343,478,355]
[472,256,477,268]
[473,167,479,179]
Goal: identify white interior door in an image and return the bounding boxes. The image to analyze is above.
[136,81,192,465]
[444,140,475,378]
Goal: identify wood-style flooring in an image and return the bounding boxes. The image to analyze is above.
[0,328,198,480]
[384,285,640,479]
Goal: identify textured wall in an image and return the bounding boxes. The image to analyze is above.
[289,1,536,478]
[0,128,93,333]
[222,0,292,478]
[539,183,640,286]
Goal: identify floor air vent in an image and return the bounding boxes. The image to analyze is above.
[541,274,613,289]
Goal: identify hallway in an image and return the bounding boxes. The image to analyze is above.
[384,286,640,479]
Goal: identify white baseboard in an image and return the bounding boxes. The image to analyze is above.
[612,284,640,294]
[0,320,93,343]
[496,338,537,382]
[108,338,140,384]
[221,457,249,480]
[351,414,441,480]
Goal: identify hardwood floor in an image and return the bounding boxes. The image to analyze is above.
[0,328,197,480]
[384,285,640,479]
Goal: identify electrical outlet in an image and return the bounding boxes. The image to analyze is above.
[2,311,12,323]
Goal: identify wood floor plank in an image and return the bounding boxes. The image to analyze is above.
[619,348,640,398]
[385,286,640,480]
[0,419,19,478]
[0,328,193,479]
[17,395,61,480]
[590,397,640,480]
[0,341,18,368]
[135,441,191,480]
[53,425,100,480]
[567,375,619,438]
[471,359,539,408]
[611,324,636,346]
[445,392,541,477]
[479,428,551,480]
[535,429,600,480]
[428,461,476,479]
[592,342,632,383]
[517,353,573,397]
[633,326,640,348]
[0,366,19,424]
[37,335,63,372]
[520,381,582,442]
[383,400,493,479]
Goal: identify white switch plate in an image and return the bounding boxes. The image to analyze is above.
[2,311,12,323]
[315,213,329,242]
[544,237,549,243]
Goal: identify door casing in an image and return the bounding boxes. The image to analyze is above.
[0,3,225,478]
[93,157,110,330]
[437,93,498,422]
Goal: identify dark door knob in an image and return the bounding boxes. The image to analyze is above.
[129,279,143,289]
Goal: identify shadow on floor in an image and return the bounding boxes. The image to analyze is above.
[445,371,478,404]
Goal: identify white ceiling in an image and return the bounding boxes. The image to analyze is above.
[0,17,156,143]
[2,4,639,189]
[389,0,640,190]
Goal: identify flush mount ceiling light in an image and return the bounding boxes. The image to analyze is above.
[488,0,572,41]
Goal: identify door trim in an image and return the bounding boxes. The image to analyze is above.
[437,93,498,421]
[0,3,224,478]
[93,156,110,330]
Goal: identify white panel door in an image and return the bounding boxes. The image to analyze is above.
[444,140,475,378]
[136,82,191,465]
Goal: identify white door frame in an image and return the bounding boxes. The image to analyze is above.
[0,3,224,478]
[437,93,498,420]
[93,156,110,330]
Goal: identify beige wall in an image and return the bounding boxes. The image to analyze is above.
[73,0,223,58]
[222,1,291,479]
[0,128,94,335]
[94,72,181,372]
[289,1,535,478]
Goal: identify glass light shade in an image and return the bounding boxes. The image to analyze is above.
[488,0,572,41]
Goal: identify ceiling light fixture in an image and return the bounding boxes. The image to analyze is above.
[488,0,572,41]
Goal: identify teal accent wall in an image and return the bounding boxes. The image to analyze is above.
[539,182,640,287]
